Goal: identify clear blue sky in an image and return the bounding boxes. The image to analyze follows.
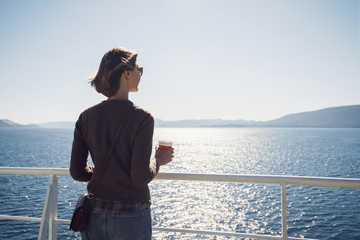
[0,0,359,124]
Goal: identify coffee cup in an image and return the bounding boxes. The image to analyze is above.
[158,140,172,151]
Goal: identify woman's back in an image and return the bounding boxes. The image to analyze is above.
[71,99,157,201]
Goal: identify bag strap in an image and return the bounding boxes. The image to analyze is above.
[97,107,135,176]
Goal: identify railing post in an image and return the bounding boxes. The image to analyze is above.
[38,174,58,240]
[281,183,288,240]
[49,175,58,240]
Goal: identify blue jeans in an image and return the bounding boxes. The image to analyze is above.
[81,198,152,240]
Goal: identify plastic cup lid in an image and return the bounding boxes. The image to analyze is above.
[159,140,172,146]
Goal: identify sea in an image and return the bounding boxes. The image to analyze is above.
[0,127,359,240]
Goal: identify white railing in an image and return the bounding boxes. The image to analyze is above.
[0,167,360,240]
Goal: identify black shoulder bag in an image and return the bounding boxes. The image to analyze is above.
[69,107,135,239]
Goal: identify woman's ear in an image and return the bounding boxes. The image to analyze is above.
[122,70,130,79]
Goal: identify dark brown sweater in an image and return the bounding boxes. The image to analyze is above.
[70,100,159,202]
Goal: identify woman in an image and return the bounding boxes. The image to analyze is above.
[70,47,174,239]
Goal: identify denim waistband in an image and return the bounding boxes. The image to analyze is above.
[88,197,150,213]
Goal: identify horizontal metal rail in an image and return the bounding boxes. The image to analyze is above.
[156,172,360,188]
[1,167,360,240]
[1,167,359,188]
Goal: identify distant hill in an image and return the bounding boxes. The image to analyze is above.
[0,119,38,128]
[259,105,360,128]
[0,119,21,127]
[155,105,360,128]
[0,119,74,129]
[2,105,360,128]
[36,121,75,128]
[155,118,256,127]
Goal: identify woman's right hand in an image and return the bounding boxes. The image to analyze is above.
[155,147,174,166]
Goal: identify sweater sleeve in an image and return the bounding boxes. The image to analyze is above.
[70,114,93,182]
[130,114,159,186]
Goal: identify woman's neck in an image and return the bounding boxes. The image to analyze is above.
[108,83,129,100]
[108,75,130,100]
[108,94,128,100]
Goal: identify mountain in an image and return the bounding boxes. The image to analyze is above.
[260,105,360,128]
[155,105,360,128]
[36,121,75,128]
[155,119,256,127]
[0,119,38,128]
[0,119,74,129]
[0,119,21,127]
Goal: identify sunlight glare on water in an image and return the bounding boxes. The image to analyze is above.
[152,128,286,239]
[150,128,360,239]
[0,127,359,239]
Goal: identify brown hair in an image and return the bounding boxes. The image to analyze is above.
[89,47,138,97]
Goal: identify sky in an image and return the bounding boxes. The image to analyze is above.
[0,0,359,125]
